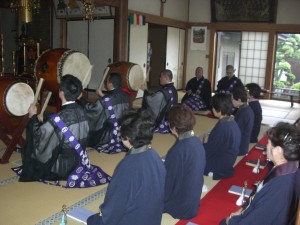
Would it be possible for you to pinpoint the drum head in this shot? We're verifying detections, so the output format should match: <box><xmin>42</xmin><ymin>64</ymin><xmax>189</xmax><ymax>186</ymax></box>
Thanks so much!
<box><xmin>58</xmin><ymin>50</ymin><xmax>92</xmax><ymax>89</ymax></box>
<box><xmin>5</xmin><ymin>82</ymin><xmax>34</xmax><ymax>116</ymax></box>
<box><xmin>128</xmin><ymin>64</ymin><xmax>145</xmax><ymax>91</ymax></box>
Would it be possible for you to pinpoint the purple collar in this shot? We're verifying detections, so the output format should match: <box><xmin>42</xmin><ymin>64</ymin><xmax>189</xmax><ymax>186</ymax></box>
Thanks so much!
<box><xmin>264</xmin><ymin>161</ymin><xmax>298</xmax><ymax>185</ymax></box>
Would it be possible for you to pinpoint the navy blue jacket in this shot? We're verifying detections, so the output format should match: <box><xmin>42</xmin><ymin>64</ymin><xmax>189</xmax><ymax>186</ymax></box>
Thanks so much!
<box><xmin>204</xmin><ymin>117</ymin><xmax>241</xmax><ymax>180</ymax></box>
<box><xmin>220</xmin><ymin>162</ymin><xmax>300</xmax><ymax>225</ymax></box>
<box><xmin>234</xmin><ymin>104</ymin><xmax>254</xmax><ymax>156</ymax></box>
<box><xmin>88</xmin><ymin>147</ymin><xmax>166</xmax><ymax>225</ymax></box>
<box><xmin>248</xmin><ymin>100</ymin><xmax>262</xmax><ymax>143</ymax></box>
<box><xmin>164</xmin><ymin>135</ymin><xmax>206</xmax><ymax>219</ymax></box>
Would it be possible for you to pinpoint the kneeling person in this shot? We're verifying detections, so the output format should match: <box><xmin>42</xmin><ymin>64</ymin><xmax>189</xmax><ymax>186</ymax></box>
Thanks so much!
<box><xmin>80</xmin><ymin>73</ymin><xmax>129</xmax><ymax>154</ymax></box>
<box><xmin>164</xmin><ymin>104</ymin><xmax>206</xmax><ymax>219</ymax></box>
<box><xmin>18</xmin><ymin>75</ymin><xmax>110</xmax><ymax>188</ymax></box>
<box><xmin>204</xmin><ymin>93</ymin><xmax>241</xmax><ymax>180</ymax></box>
<box><xmin>87</xmin><ymin>109</ymin><xmax>166</xmax><ymax>225</ymax></box>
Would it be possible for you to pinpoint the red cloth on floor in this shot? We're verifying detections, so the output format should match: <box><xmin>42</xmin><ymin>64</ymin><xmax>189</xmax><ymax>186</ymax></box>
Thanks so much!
<box><xmin>176</xmin><ymin>135</ymin><xmax>269</xmax><ymax>225</ymax></box>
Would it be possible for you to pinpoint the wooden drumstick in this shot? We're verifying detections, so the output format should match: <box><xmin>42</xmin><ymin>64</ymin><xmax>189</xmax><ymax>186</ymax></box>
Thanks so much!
<box><xmin>33</xmin><ymin>77</ymin><xmax>44</xmax><ymax>104</ymax></box>
<box><xmin>99</xmin><ymin>67</ymin><xmax>110</xmax><ymax>90</ymax></box>
<box><xmin>38</xmin><ymin>91</ymin><xmax>52</xmax><ymax>118</ymax></box>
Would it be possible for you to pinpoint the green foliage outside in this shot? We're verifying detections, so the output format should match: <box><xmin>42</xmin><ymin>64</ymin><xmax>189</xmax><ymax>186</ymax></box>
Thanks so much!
<box><xmin>291</xmin><ymin>82</ymin><xmax>300</xmax><ymax>90</ymax></box>
<box><xmin>274</xmin><ymin>34</ymin><xmax>300</xmax><ymax>89</ymax></box>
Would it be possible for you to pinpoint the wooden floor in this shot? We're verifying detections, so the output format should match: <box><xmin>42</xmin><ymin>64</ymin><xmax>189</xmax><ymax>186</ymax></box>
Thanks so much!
<box><xmin>0</xmin><ymin>92</ymin><xmax>299</xmax><ymax>225</ymax></box>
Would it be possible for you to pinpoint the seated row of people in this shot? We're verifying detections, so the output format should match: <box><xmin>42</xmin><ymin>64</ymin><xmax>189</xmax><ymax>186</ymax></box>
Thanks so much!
<box><xmin>87</xmin><ymin>104</ymin><xmax>206</xmax><ymax>224</ymax></box>
<box><xmin>182</xmin><ymin>65</ymin><xmax>262</xmax><ymax>144</ymax></box>
<box><xmin>17</xmin><ymin>70</ymin><xmax>178</xmax><ymax>183</ymax></box>
<box><xmin>17</xmin><ymin>69</ymin><xmax>255</xmax><ymax>185</ymax></box>
<box><xmin>87</xmin><ymin>105</ymin><xmax>300</xmax><ymax>225</ymax></box>
<box><xmin>16</xmin><ymin>71</ymin><xmax>299</xmax><ymax>224</ymax></box>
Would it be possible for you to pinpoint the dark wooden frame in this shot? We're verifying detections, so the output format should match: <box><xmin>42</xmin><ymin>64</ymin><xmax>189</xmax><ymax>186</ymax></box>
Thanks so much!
<box><xmin>211</xmin><ymin>0</ymin><xmax>277</xmax><ymax>23</ymax></box>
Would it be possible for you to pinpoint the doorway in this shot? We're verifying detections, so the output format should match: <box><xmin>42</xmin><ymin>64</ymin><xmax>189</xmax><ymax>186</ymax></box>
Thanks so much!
<box><xmin>215</xmin><ymin>31</ymin><xmax>241</xmax><ymax>90</ymax></box>
<box><xmin>147</xmin><ymin>24</ymin><xmax>167</xmax><ymax>89</ymax></box>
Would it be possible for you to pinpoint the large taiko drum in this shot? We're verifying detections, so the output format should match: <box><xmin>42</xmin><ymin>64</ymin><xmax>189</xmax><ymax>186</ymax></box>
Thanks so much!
<box><xmin>103</xmin><ymin>62</ymin><xmax>145</xmax><ymax>92</ymax></box>
<box><xmin>34</xmin><ymin>48</ymin><xmax>92</xmax><ymax>93</ymax></box>
<box><xmin>0</xmin><ymin>76</ymin><xmax>34</xmax><ymax>116</ymax></box>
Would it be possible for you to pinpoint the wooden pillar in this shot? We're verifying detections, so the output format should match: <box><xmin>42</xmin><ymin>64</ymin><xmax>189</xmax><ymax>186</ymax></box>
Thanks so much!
<box><xmin>182</xmin><ymin>28</ymin><xmax>189</xmax><ymax>89</ymax></box>
<box><xmin>208</xmin><ymin>27</ymin><xmax>217</xmax><ymax>90</ymax></box>
<box><xmin>264</xmin><ymin>31</ymin><xmax>276</xmax><ymax>99</ymax></box>
<box><xmin>114</xmin><ymin>0</ymin><xmax>128</xmax><ymax>62</ymax></box>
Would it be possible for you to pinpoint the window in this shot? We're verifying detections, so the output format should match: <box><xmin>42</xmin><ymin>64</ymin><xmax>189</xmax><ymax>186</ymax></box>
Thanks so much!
<box><xmin>239</xmin><ymin>32</ymin><xmax>269</xmax><ymax>87</ymax></box>
<box><xmin>272</xmin><ymin>33</ymin><xmax>300</xmax><ymax>101</ymax></box>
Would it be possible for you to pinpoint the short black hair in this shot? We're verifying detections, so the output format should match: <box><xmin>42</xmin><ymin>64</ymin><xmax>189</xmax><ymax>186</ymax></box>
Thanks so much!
<box><xmin>246</xmin><ymin>83</ymin><xmax>261</xmax><ymax>99</ymax></box>
<box><xmin>231</xmin><ymin>86</ymin><xmax>248</xmax><ymax>102</ymax></box>
<box><xmin>108</xmin><ymin>73</ymin><xmax>122</xmax><ymax>88</ymax></box>
<box><xmin>60</xmin><ymin>74</ymin><xmax>82</xmax><ymax>101</ymax></box>
<box><xmin>161</xmin><ymin>69</ymin><xmax>173</xmax><ymax>81</ymax></box>
<box><xmin>120</xmin><ymin>108</ymin><xmax>155</xmax><ymax>148</ymax></box>
<box><xmin>211</xmin><ymin>93</ymin><xmax>232</xmax><ymax>116</ymax></box>
<box><xmin>267</xmin><ymin>122</ymin><xmax>300</xmax><ymax>161</ymax></box>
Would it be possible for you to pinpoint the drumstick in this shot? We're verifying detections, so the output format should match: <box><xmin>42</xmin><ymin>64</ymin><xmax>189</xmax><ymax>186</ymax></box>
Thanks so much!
<box><xmin>38</xmin><ymin>91</ymin><xmax>52</xmax><ymax>118</ymax></box>
<box><xmin>33</xmin><ymin>78</ymin><xmax>44</xmax><ymax>104</ymax></box>
<box><xmin>99</xmin><ymin>67</ymin><xmax>110</xmax><ymax>90</ymax></box>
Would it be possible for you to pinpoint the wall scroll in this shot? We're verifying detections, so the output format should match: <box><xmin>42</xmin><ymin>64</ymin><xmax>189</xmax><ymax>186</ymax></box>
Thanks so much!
<box><xmin>190</xmin><ymin>26</ymin><xmax>207</xmax><ymax>51</ymax></box>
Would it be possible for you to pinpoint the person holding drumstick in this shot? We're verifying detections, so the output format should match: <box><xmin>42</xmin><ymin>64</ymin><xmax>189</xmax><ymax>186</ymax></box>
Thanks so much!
<box><xmin>79</xmin><ymin>72</ymin><xmax>129</xmax><ymax>154</ymax></box>
<box><xmin>140</xmin><ymin>69</ymin><xmax>178</xmax><ymax>134</ymax></box>
<box><xmin>18</xmin><ymin>75</ymin><xmax>110</xmax><ymax>187</ymax></box>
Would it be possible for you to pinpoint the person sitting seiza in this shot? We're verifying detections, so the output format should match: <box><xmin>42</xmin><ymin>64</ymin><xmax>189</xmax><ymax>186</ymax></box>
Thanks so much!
<box><xmin>87</xmin><ymin>109</ymin><xmax>166</xmax><ymax>225</ymax></box>
<box><xmin>140</xmin><ymin>69</ymin><xmax>178</xmax><ymax>134</ymax></box>
<box><xmin>79</xmin><ymin>73</ymin><xmax>129</xmax><ymax>154</ymax></box>
<box><xmin>203</xmin><ymin>93</ymin><xmax>241</xmax><ymax>180</ymax></box>
<box><xmin>182</xmin><ymin>67</ymin><xmax>212</xmax><ymax>111</ymax></box>
<box><xmin>216</xmin><ymin>65</ymin><xmax>244</xmax><ymax>94</ymax></box>
<box><xmin>220</xmin><ymin>122</ymin><xmax>300</xmax><ymax>225</ymax></box>
<box><xmin>15</xmin><ymin>75</ymin><xmax>110</xmax><ymax>188</ymax></box>
<box><xmin>231</xmin><ymin>86</ymin><xmax>254</xmax><ymax>156</ymax></box>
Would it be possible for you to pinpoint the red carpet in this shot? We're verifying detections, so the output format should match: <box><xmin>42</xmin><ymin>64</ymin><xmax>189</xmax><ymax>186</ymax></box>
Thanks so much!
<box><xmin>176</xmin><ymin>135</ymin><xmax>269</xmax><ymax>225</ymax></box>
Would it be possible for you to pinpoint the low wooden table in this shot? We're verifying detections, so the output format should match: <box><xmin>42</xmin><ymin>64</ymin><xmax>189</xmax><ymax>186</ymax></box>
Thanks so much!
<box><xmin>262</xmin><ymin>89</ymin><xmax>299</xmax><ymax>107</ymax></box>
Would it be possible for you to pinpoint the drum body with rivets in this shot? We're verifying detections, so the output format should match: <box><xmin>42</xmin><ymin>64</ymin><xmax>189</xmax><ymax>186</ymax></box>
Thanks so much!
<box><xmin>34</xmin><ymin>48</ymin><xmax>92</xmax><ymax>92</ymax></box>
<box><xmin>103</xmin><ymin>61</ymin><xmax>145</xmax><ymax>92</ymax></box>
